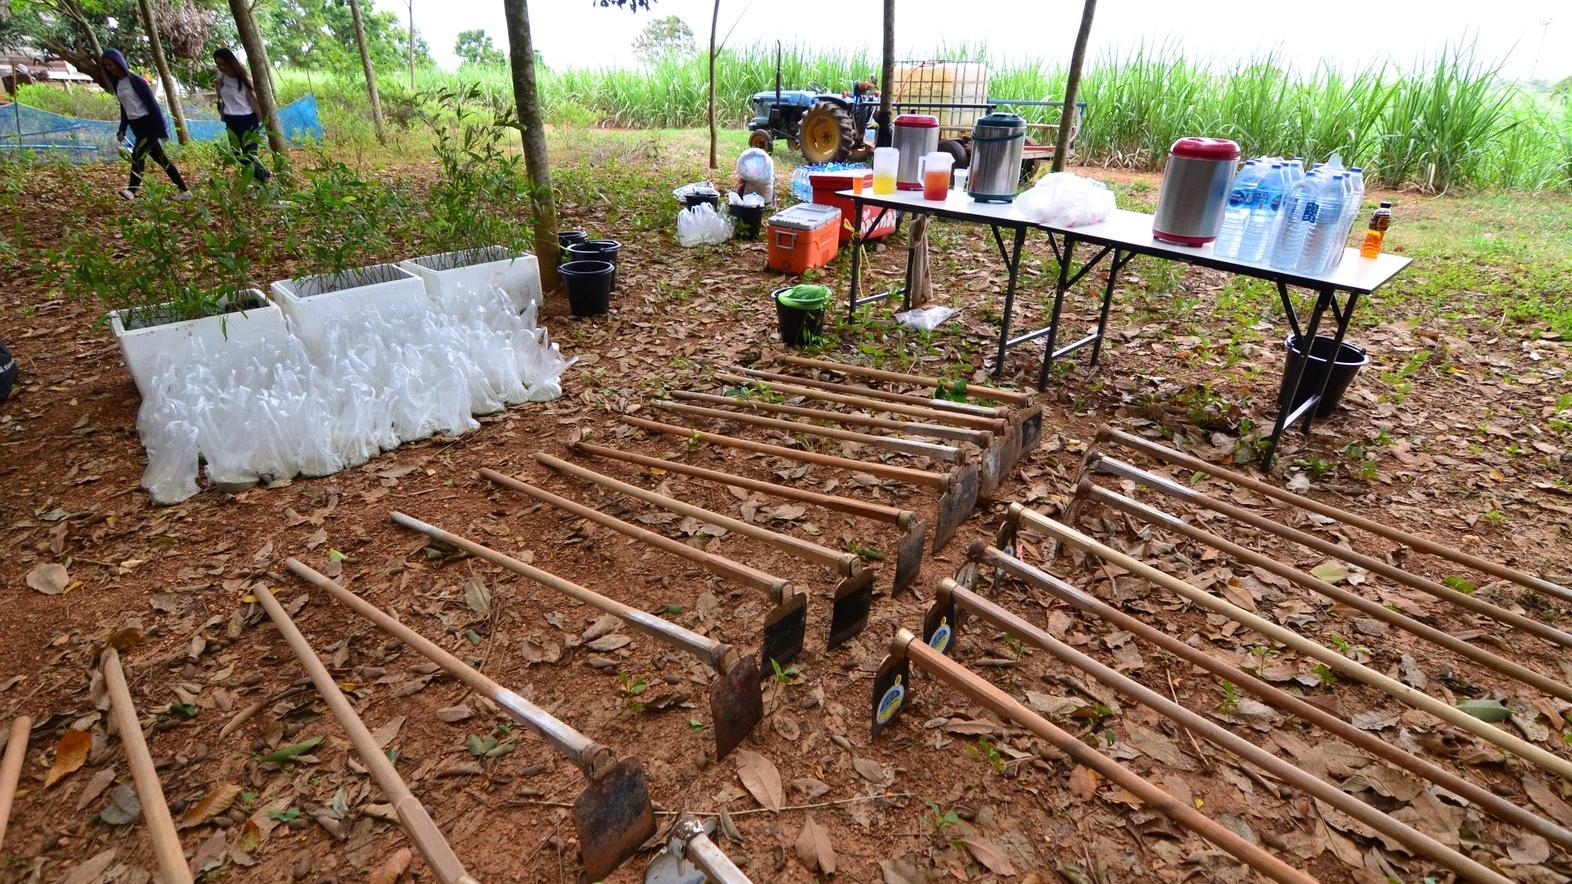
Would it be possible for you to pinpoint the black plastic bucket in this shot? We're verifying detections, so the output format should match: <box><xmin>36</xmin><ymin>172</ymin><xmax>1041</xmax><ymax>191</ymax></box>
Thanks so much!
<box><xmin>774</xmin><ymin>287</ymin><xmax>824</xmax><ymax>347</ymax></box>
<box><xmin>567</xmin><ymin>240</ymin><xmax>622</xmax><ymax>289</ymax></box>
<box><xmin>0</xmin><ymin>340</ymin><xmax>16</xmax><ymax>402</ymax></box>
<box><xmin>561</xmin><ymin>260</ymin><xmax>615</xmax><ymax>316</ymax></box>
<box><xmin>558</xmin><ymin>229</ymin><xmax>588</xmax><ymax>260</ymax></box>
<box><xmin>730</xmin><ymin>204</ymin><xmax>766</xmax><ymax>240</ymax></box>
<box><xmin>679</xmin><ymin>192</ymin><xmax>719</xmax><ymax>210</ymax></box>
<box><xmin>1277</xmin><ymin>334</ymin><xmax>1370</xmax><ymax>418</ymax></box>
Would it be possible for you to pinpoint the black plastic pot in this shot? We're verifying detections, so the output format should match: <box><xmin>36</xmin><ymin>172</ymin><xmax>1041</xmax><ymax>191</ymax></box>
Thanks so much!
<box><xmin>774</xmin><ymin>287</ymin><xmax>824</xmax><ymax>347</ymax></box>
<box><xmin>1277</xmin><ymin>334</ymin><xmax>1370</xmax><ymax>418</ymax></box>
<box><xmin>558</xmin><ymin>229</ymin><xmax>588</xmax><ymax>260</ymax></box>
<box><xmin>561</xmin><ymin>260</ymin><xmax>615</xmax><ymax>317</ymax></box>
<box><xmin>566</xmin><ymin>239</ymin><xmax>622</xmax><ymax>289</ymax></box>
<box><xmin>679</xmin><ymin>192</ymin><xmax>720</xmax><ymax>210</ymax></box>
<box><xmin>730</xmin><ymin>204</ymin><xmax>766</xmax><ymax>240</ymax></box>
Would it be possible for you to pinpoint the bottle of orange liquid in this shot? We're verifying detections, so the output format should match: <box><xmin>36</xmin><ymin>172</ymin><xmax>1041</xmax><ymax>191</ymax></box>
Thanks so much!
<box><xmin>1359</xmin><ymin>202</ymin><xmax>1392</xmax><ymax>258</ymax></box>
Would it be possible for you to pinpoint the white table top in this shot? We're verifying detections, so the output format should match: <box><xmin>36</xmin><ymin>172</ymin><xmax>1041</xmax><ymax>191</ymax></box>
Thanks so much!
<box><xmin>839</xmin><ymin>190</ymin><xmax>1412</xmax><ymax>295</ymax></box>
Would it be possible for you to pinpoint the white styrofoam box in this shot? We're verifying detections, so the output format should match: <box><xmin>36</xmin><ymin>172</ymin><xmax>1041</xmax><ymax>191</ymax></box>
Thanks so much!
<box><xmin>109</xmin><ymin>289</ymin><xmax>290</xmax><ymax>399</ymax></box>
<box><xmin>399</xmin><ymin>246</ymin><xmax>542</xmax><ymax>313</ymax></box>
<box><xmin>270</xmin><ymin>263</ymin><xmax>426</xmax><ymax>356</ymax></box>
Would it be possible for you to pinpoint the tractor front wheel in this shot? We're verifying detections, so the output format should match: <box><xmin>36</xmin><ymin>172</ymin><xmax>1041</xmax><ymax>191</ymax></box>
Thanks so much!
<box><xmin>749</xmin><ymin>130</ymin><xmax>774</xmax><ymax>153</ymax></box>
<box><xmin>798</xmin><ymin>101</ymin><xmax>858</xmax><ymax>164</ymax></box>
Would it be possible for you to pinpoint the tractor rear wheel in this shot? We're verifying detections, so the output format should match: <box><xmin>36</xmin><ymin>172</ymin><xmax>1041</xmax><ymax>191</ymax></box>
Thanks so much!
<box><xmin>798</xmin><ymin>100</ymin><xmax>858</xmax><ymax>164</ymax></box>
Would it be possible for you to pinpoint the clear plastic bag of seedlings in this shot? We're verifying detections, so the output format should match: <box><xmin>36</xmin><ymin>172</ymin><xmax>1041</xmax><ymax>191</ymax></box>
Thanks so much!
<box><xmin>677</xmin><ymin>203</ymin><xmax>733</xmax><ymax>247</ymax></box>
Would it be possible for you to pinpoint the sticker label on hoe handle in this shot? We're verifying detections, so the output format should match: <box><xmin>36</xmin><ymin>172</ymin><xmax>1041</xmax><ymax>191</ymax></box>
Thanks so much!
<box><xmin>875</xmin><ymin>676</ymin><xmax>906</xmax><ymax>724</ymax></box>
<box><xmin>869</xmin><ymin>653</ymin><xmax>912</xmax><ymax>739</ymax></box>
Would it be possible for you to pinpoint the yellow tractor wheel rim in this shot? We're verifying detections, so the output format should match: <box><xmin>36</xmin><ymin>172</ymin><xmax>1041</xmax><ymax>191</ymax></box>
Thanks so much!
<box><xmin>805</xmin><ymin>115</ymin><xmax>838</xmax><ymax>156</ymax></box>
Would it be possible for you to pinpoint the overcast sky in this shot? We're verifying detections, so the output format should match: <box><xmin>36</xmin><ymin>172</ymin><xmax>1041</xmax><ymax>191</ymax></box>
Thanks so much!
<box><xmin>372</xmin><ymin>0</ymin><xmax>1568</xmax><ymax>83</ymax></box>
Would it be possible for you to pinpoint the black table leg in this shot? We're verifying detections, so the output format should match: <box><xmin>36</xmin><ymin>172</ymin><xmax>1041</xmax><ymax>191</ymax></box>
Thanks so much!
<box><xmin>1262</xmin><ymin>286</ymin><xmax>1333</xmax><ymax>471</ymax></box>
<box><xmin>1036</xmin><ymin>234</ymin><xmax>1077</xmax><ymax>390</ymax></box>
<box><xmin>847</xmin><ymin>195</ymin><xmax>865</xmax><ymax>319</ymax></box>
<box><xmin>1089</xmin><ymin>249</ymin><xmax>1127</xmax><ymax>367</ymax></box>
<box><xmin>1300</xmin><ymin>290</ymin><xmax>1361</xmax><ymax>437</ymax></box>
<box><xmin>990</xmin><ymin>225</ymin><xmax>1028</xmax><ymax>378</ymax></box>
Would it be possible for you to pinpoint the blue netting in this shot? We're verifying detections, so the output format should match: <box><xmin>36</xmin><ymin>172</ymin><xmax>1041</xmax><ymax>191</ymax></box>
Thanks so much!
<box><xmin>0</xmin><ymin>93</ymin><xmax>323</xmax><ymax>162</ymax></box>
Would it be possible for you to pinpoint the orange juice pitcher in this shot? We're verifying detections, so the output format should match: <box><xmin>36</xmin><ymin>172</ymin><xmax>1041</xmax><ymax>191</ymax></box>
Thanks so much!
<box><xmin>920</xmin><ymin>151</ymin><xmax>954</xmax><ymax>200</ymax></box>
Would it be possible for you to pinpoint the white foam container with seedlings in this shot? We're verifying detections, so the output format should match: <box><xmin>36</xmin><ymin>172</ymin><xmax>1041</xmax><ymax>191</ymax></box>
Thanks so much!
<box><xmin>109</xmin><ymin>289</ymin><xmax>291</xmax><ymax>399</ymax></box>
<box><xmin>137</xmin><ymin>284</ymin><xmax>575</xmax><ymax>505</ymax></box>
<box><xmin>399</xmin><ymin>246</ymin><xmax>542</xmax><ymax>313</ymax></box>
<box><xmin>269</xmin><ymin>263</ymin><xmax>427</xmax><ymax>356</ymax></box>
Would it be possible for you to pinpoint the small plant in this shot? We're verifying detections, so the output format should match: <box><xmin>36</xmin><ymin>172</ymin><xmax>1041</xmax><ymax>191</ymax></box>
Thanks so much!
<box><xmin>415</xmin><ymin>83</ymin><xmax>527</xmax><ymax>262</ymax></box>
<box><xmin>1293</xmin><ymin>456</ymin><xmax>1334</xmax><ymax>479</ymax></box>
<box><xmin>934</xmin><ymin>378</ymin><xmax>969</xmax><ymax>403</ymax></box>
<box><xmin>280</xmin><ymin>153</ymin><xmax>401</xmax><ymax>288</ymax></box>
<box><xmin>1001</xmin><ymin>634</ymin><xmax>1029</xmax><ymax>659</ymax></box>
<box><xmin>845</xmin><ymin>540</ymin><xmax>887</xmax><ymax>562</ymax></box>
<box><xmin>1328</xmin><ymin>633</ymin><xmax>1370</xmax><ymax>659</ymax></box>
<box><xmin>1216</xmin><ymin>680</ymin><xmax>1241</xmax><ymax>715</ymax></box>
<box><xmin>768</xmin><ymin>658</ymin><xmax>800</xmax><ymax>685</ymax></box>
<box><xmin>266</xmin><ymin>806</ymin><xmax>301</xmax><ymax>823</ymax></box>
<box><xmin>1442</xmin><ymin>575</ymin><xmax>1477</xmax><ymax>594</ymax></box>
<box><xmin>924</xmin><ymin>800</ymin><xmax>969</xmax><ymax>849</ymax></box>
<box><xmin>1482</xmin><ymin>509</ymin><xmax>1509</xmax><ymax>528</ymax></box>
<box><xmin>964</xmin><ymin>737</ymin><xmax>1005</xmax><ymax>773</ymax></box>
<box><xmin>466</xmin><ymin>722</ymin><xmax>518</xmax><ymax>758</ymax></box>
<box><xmin>1310</xmin><ymin>663</ymin><xmax>1339</xmax><ymax>688</ymax></box>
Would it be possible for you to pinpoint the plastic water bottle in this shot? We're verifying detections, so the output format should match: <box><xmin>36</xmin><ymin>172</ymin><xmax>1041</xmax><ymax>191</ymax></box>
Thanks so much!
<box><xmin>1268</xmin><ymin>170</ymin><xmax>1321</xmax><ymax>270</ymax></box>
<box><xmin>1297</xmin><ymin>173</ymin><xmax>1346</xmax><ymax>274</ymax></box>
<box><xmin>1238</xmin><ymin>163</ymin><xmax>1288</xmax><ymax>263</ymax></box>
<box><xmin>1285</xmin><ymin>158</ymin><xmax>1305</xmax><ymax>186</ymax></box>
<box><xmin>1212</xmin><ymin>160</ymin><xmax>1262</xmax><ymax>258</ymax></box>
<box><xmin>1327</xmin><ymin>167</ymin><xmax>1364</xmax><ymax>269</ymax></box>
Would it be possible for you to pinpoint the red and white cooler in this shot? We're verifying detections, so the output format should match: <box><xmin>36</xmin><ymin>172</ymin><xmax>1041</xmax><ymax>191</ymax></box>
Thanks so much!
<box><xmin>1152</xmin><ymin>137</ymin><xmax>1240</xmax><ymax>246</ymax></box>
<box><xmin>809</xmin><ymin>169</ymin><xmax>899</xmax><ymax>246</ymax></box>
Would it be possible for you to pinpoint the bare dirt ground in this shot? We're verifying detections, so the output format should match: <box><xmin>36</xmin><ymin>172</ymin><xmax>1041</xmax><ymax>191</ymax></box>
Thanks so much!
<box><xmin>2</xmin><ymin>141</ymin><xmax>1571</xmax><ymax>884</ymax></box>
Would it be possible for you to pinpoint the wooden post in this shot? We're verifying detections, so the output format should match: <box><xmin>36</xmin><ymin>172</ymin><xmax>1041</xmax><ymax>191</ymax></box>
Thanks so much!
<box><xmin>136</xmin><ymin>0</ymin><xmax>189</xmax><ymax>145</ymax></box>
<box><xmin>876</xmin><ymin>0</ymin><xmax>894</xmax><ymax>147</ymax></box>
<box><xmin>347</xmin><ymin>0</ymin><xmax>387</xmax><ymax>143</ymax></box>
<box><xmin>707</xmin><ymin>0</ymin><xmax>720</xmax><ymax>170</ymax></box>
<box><xmin>502</xmin><ymin>0</ymin><xmax>560</xmax><ymax>295</ymax></box>
<box><xmin>1052</xmin><ymin>0</ymin><xmax>1095</xmax><ymax>173</ymax></box>
<box><xmin>228</xmin><ymin>0</ymin><xmax>288</xmax><ymax>155</ymax></box>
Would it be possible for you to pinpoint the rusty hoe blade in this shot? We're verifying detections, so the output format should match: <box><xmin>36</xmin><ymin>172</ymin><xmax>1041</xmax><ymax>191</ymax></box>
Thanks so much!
<box><xmin>932</xmin><ymin>463</ymin><xmax>980</xmax><ymax>552</ymax></box>
<box><xmin>828</xmin><ymin>569</ymin><xmax>875</xmax><ymax>649</ymax></box>
<box><xmin>1017</xmin><ymin>403</ymin><xmax>1044</xmax><ymax>453</ymax></box>
<box><xmin>893</xmin><ymin>515</ymin><xmax>925</xmax><ymax>594</ymax></box>
<box><xmin>869</xmin><ymin>631</ymin><xmax>915</xmax><ymax>740</ymax></box>
<box><xmin>761</xmin><ymin>591</ymin><xmax>808</xmax><ymax>669</ymax></box>
<box><xmin>977</xmin><ymin>432</ymin><xmax>1010</xmax><ymax>501</ymax></box>
<box><xmin>574</xmin><ymin>756</ymin><xmax>657</xmax><ymax>882</ymax></box>
<box><xmin>710</xmin><ymin>650</ymin><xmax>764</xmax><ymax>761</ymax></box>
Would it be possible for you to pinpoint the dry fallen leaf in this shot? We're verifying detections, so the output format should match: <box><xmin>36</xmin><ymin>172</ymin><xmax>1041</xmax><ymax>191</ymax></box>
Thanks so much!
<box><xmin>1068</xmin><ymin>765</ymin><xmax>1099</xmax><ymax>800</ymax></box>
<box><xmin>851</xmin><ymin>756</ymin><xmax>886</xmax><ymax>783</ymax></box>
<box><xmin>27</xmin><ymin>562</ymin><xmax>71</xmax><ymax>595</ymax></box>
<box><xmin>794</xmin><ymin>814</ymin><xmax>836</xmax><ymax>874</ymax></box>
<box><xmin>962</xmin><ymin>836</ymin><xmax>1019</xmax><ymax>876</ymax></box>
<box><xmin>60</xmin><ymin>848</ymin><xmax>116</xmax><ymax>884</ymax></box>
<box><xmin>44</xmin><ymin>729</ymin><xmax>91</xmax><ymax>787</ymax></box>
<box><xmin>178</xmin><ymin>783</ymin><xmax>242</xmax><ymax>829</ymax></box>
<box><xmin>76</xmin><ymin>767</ymin><xmax>116</xmax><ymax>810</ymax></box>
<box><xmin>368</xmin><ymin>847</ymin><xmax>413</xmax><ymax>884</ymax></box>
<box><xmin>734</xmin><ymin>749</ymin><xmax>783</xmax><ymax>812</ymax></box>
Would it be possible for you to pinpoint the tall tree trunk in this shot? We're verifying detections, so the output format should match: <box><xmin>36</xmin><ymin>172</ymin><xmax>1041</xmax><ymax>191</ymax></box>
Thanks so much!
<box><xmin>876</xmin><ymin>0</ymin><xmax>894</xmax><ymax>147</ymax></box>
<box><xmin>1052</xmin><ymin>0</ymin><xmax>1095</xmax><ymax>173</ymax></box>
<box><xmin>346</xmin><ymin>0</ymin><xmax>386</xmax><ymax>143</ymax></box>
<box><xmin>136</xmin><ymin>0</ymin><xmax>189</xmax><ymax>144</ymax></box>
<box><xmin>502</xmin><ymin>0</ymin><xmax>559</xmax><ymax>295</ymax></box>
<box><xmin>707</xmin><ymin>0</ymin><xmax>718</xmax><ymax>170</ymax></box>
<box><xmin>406</xmin><ymin>0</ymin><xmax>415</xmax><ymax>91</ymax></box>
<box><xmin>228</xmin><ymin>0</ymin><xmax>287</xmax><ymax>155</ymax></box>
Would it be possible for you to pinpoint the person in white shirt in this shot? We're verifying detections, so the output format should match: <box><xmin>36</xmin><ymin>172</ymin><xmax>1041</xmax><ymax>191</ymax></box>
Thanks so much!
<box><xmin>100</xmin><ymin>49</ymin><xmax>190</xmax><ymax>200</ymax></box>
<box><xmin>213</xmin><ymin>47</ymin><xmax>271</xmax><ymax>184</ymax></box>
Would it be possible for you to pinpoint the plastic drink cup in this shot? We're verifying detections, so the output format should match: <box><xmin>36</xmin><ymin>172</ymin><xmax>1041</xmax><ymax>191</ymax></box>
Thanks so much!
<box><xmin>872</xmin><ymin>147</ymin><xmax>899</xmax><ymax>195</ymax></box>
<box><xmin>919</xmin><ymin>152</ymin><xmax>953</xmax><ymax>200</ymax></box>
<box><xmin>852</xmin><ymin>174</ymin><xmax>864</xmax><ymax>194</ymax></box>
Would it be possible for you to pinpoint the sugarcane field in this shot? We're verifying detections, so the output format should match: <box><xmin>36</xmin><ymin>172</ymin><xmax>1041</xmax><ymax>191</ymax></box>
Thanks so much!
<box><xmin>1</xmin><ymin>1</ymin><xmax>1571</xmax><ymax>882</ymax></box>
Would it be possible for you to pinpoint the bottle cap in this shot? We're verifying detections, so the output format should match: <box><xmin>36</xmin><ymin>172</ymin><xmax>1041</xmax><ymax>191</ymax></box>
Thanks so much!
<box><xmin>1350</xmin><ymin>166</ymin><xmax>1363</xmax><ymax>172</ymax></box>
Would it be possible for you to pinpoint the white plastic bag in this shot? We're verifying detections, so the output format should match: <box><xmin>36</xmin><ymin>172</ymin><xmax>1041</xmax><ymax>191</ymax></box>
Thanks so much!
<box><xmin>895</xmin><ymin>305</ymin><xmax>957</xmax><ymax>332</ymax></box>
<box><xmin>676</xmin><ymin>203</ymin><xmax>733</xmax><ymax>247</ymax></box>
<box><xmin>735</xmin><ymin>148</ymin><xmax>774</xmax><ymax>186</ymax></box>
<box><xmin>1014</xmin><ymin>172</ymin><xmax>1116</xmax><ymax>228</ymax></box>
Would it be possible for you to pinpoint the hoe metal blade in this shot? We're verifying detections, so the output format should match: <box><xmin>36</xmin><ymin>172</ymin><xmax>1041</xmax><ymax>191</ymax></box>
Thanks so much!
<box><xmin>869</xmin><ymin>652</ymin><xmax>912</xmax><ymax>740</ymax></box>
<box><xmin>761</xmin><ymin>592</ymin><xmax>808</xmax><ymax>669</ymax></box>
<box><xmin>828</xmin><ymin>570</ymin><xmax>876</xmax><ymax>649</ymax></box>
<box><xmin>710</xmin><ymin>654</ymin><xmax>764</xmax><ymax>761</ymax></box>
<box><xmin>932</xmin><ymin>463</ymin><xmax>981</xmax><ymax>552</ymax></box>
<box><xmin>893</xmin><ymin>518</ymin><xmax>926</xmax><ymax>594</ymax></box>
<box><xmin>977</xmin><ymin>433</ymin><xmax>1012</xmax><ymax>501</ymax></box>
<box><xmin>574</xmin><ymin>756</ymin><xmax>657</xmax><ymax>882</ymax></box>
<box><xmin>1017</xmin><ymin>403</ymin><xmax>1044</xmax><ymax>454</ymax></box>
<box><xmin>922</xmin><ymin>596</ymin><xmax>962</xmax><ymax>656</ymax></box>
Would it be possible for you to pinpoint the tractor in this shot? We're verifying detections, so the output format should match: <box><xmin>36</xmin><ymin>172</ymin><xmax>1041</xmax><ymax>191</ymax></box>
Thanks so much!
<box><xmin>747</xmin><ymin>79</ymin><xmax>879</xmax><ymax>164</ymax></box>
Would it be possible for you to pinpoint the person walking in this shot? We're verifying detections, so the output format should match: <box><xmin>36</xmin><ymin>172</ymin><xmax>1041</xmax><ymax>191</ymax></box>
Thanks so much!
<box><xmin>213</xmin><ymin>47</ymin><xmax>271</xmax><ymax>184</ymax></box>
<box><xmin>101</xmin><ymin>49</ymin><xmax>190</xmax><ymax>201</ymax></box>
